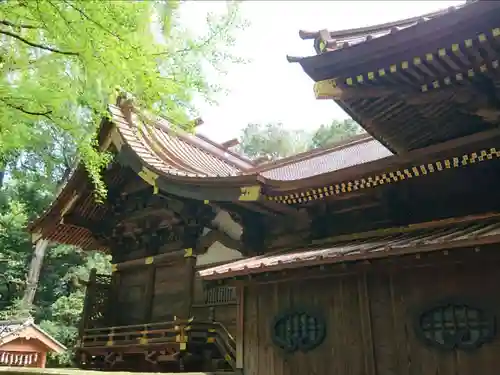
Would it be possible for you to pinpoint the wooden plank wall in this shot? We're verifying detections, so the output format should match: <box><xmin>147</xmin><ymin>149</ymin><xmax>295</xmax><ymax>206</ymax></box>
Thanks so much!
<box><xmin>192</xmin><ymin>277</ymin><xmax>238</xmax><ymax>337</ymax></box>
<box><xmin>243</xmin><ymin>260</ymin><xmax>500</xmax><ymax>375</ymax></box>
<box><xmin>114</xmin><ymin>259</ymin><xmax>189</xmax><ymax>325</ymax></box>
<box><xmin>151</xmin><ymin>260</ymin><xmax>187</xmax><ymax>321</ymax></box>
<box><xmin>116</xmin><ymin>271</ymin><xmax>147</xmax><ymax>325</ymax></box>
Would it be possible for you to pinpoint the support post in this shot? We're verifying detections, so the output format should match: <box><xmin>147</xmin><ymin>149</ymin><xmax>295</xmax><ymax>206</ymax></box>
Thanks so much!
<box><xmin>79</xmin><ymin>268</ymin><xmax>97</xmax><ymax>339</ymax></box>
<box><xmin>108</xmin><ymin>270</ymin><xmax>121</xmax><ymax>326</ymax></box>
<box><xmin>183</xmin><ymin>248</ymin><xmax>197</xmax><ymax>318</ymax></box>
<box><xmin>143</xmin><ymin>266</ymin><xmax>156</xmax><ymax>323</ymax></box>
<box><xmin>22</xmin><ymin>238</ymin><xmax>50</xmax><ymax>310</ymax></box>
<box><xmin>236</xmin><ymin>286</ymin><xmax>244</xmax><ymax>369</ymax></box>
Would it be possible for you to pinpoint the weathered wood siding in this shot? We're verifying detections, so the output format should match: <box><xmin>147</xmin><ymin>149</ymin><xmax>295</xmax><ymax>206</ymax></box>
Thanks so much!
<box><xmin>116</xmin><ymin>271</ymin><xmax>147</xmax><ymax>325</ymax></box>
<box><xmin>151</xmin><ymin>260</ymin><xmax>187</xmax><ymax>321</ymax></box>
<box><xmin>192</xmin><ymin>277</ymin><xmax>238</xmax><ymax>337</ymax></box>
<box><xmin>243</xmin><ymin>260</ymin><xmax>500</xmax><ymax>375</ymax></box>
<box><xmin>114</xmin><ymin>259</ymin><xmax>187</xmax><ymax>325</ymax></box>
<box><xmin>110</xmin><ymin>242</ymin><xmax>242</xmax><ymax>328</ymax></box>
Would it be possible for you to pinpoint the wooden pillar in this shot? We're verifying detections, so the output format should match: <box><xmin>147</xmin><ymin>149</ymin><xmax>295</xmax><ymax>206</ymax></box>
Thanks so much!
<box><xmin>236</xmin><ymin>286</ymin><xmax>244</xmax><ymax>369</ymax></box>
<box><xmin>39</xmin><ymin>352</ymin><xmax>47</xmax><ymax>368</ymax></box>
<box><xmin>108</xmin><ymin>271</ymin><xmax>121</xmax><ymax>326</ymax></box>
<box><xmin>183</xmin><ymin>248</ymin><xmax>197</xmax><ymax>318</ymax></box>
<box><xmin>143</xmin><ymin>266</ymin><xmax>156</xmax><ymax>323</ymax></box>
<box><xmin>79</xmin><ymin>268</ymin><xmax>97</xmax><ymax>337</ymax></box>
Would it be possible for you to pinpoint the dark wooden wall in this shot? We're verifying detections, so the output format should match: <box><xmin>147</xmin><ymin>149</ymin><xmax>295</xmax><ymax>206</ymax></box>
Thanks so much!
<box><xmin>192</xmin><ymin>277</ymin><xmax>238</xmax><ymax>337</ymax></box>
<box><xmin>243</xmin><ymin>255</ymin><xmax>500</xmax><ymax>375</ymax></box>
<box><xmin>151</xmin><ymin>261</ymin><xmax>187</xmax><ymax>322</ymax></box>
<box><xmin>112</xmin><ymin>265</ymin><xmax>238</xmax><ymax>330</ymax></box>
<box><xmin>114</xmin><ymin>259</ymin><xmax>189</xmax><ymax>325</ymax></box>
<box><xmin>116</xmin><ymin>271</ymin><xmax>147</xmax><ymax>325</ymax></box>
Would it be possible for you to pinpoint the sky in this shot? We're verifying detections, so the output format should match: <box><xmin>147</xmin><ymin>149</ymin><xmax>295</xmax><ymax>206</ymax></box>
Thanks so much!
<box><xmin>181</xmin><ymin>1</ymin><xmax>464</xmax><ymax>143</ymax></box>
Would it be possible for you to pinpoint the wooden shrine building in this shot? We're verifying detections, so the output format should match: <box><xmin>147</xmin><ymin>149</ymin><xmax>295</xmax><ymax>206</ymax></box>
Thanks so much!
<box><xmin>29</xmin><ymin>2</ymin><xmax>500</xmax><ymax>374</ymax></box>
<box><xmin>0</xmin><ymin>318</ymin><xmax>66</xmax><ymax>368</ymax></box>
<box><xmin>201</xmin><ymin>2</ymin><xmax>500</xmax><ymax>375</ymax></box>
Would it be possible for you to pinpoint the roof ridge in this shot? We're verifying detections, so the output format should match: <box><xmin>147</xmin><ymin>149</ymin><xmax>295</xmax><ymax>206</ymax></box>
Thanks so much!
<box><xmin>250</xmin><ymin>133</ymin><xmax>374</xmax><ymax>174</ymax></box>
<box><xmin>195</xmin><ymin>132</ymin><xmax>255</xmax><ymax>166</ymax></box>
<box><xmin>298</xmin><ymin>2</ymin><xmax>468</xmax><ymax>41</ymax></box>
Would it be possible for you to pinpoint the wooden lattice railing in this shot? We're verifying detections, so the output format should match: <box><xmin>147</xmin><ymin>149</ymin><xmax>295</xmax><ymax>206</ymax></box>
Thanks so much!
<box><xmin>81</xmin><ymin>270</ymin><xmax>112</xmax><ymax>331</ymax></box>
<box><xmin>77</xmin><ymin>319</ymin><xmax>237</xmax><ymax>371</ymax></box>
<box><xmin>80</xmin><ymin>319</ymin><xmax>189</xmax><ymax>349</ymax></box>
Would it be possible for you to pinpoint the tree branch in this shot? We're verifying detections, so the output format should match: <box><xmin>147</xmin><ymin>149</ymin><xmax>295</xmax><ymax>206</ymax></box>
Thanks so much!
<box><xmin>0</xmin><ymin>29</ymin><xmax>79</xmax><ymax>56</ymax></box>
<box><xmin>62</xmin><ymin>0</ymin><xmax>122</xmax><ymax>41</ymax></box>
<box><xmin>1</xmin><ymin>99</ymin><xmax>53</xmax><ymax>121</ymax></box>
<box><xmin>0</xmin><ymin>20</ymin><xmax>39</xmax><ymax>29</ymax></box>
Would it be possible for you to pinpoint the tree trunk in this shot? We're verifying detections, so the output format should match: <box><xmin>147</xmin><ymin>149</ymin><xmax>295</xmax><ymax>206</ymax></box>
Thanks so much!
<box><xmin>21</xmin><ymin>164</ymin><xmax>74</xmax><ymax>309</ymax></box>
<box><xmin>22</xmin><ymin>239</ymin><xmax>49</xmax><ymax>309</ymax></box>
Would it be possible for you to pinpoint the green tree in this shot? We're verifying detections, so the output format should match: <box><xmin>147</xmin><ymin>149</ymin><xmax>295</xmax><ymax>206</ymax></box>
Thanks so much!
<box><xmin>238</xmin><ymin>119</ymin><xmax>364</xmax><ymax>162</ymax></box>
<box><xmin>237</xmin><ymin>122</ymin><xmax>311</xmax><ymax>161</ymax></box>
<box><xmin>0</xmin><ymin>0</ymin><xmax>246</xmax><ymax>196</ymax></box>
<box><xmin>0</xmin><ymin>153</ymin><xmax>112</xmax><ymax>366</ymax></box>
<box><xmin>310</xmin><ymin>119</ymin><xmax>363</xmax><ymax>149</ymax></box>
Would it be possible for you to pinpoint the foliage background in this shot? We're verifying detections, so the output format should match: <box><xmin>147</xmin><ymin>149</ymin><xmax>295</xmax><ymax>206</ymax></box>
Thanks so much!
<box><xmin>0</xmin><ymin>0</ymin><xmax>362</xmax><ymax>367</ymax></box>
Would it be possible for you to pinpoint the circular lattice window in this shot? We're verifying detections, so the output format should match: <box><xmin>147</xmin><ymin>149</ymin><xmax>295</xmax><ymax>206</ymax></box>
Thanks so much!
<box><xmin>271</xmin><ymin>309</ymin><xmax>326</xmax><ymax>353</ymax></box>
<box><xmin>414</xmin><ymin>299</ymin><xmax>496</xmax><ymax>350</ymax></box>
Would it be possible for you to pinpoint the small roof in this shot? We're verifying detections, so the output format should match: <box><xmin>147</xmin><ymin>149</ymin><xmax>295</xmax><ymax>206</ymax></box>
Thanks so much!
<box><xmin>291</xmin><ymin>1</ymin><xmax>500</xmax><ymax>154</ymax></box>
<box><xmin>199</xmin><ymin>214</ymin><xmax>500</xmax><ymax>280</ymax></box>
<box><xmin>255</xmin><ymin>135</ymin><xmax>392</xmax><ymax>181</ymax></box>
<box><xmin>0</xmin><ymin>318</ymin><xmax>66</xmax><ymax>353</ymax></box>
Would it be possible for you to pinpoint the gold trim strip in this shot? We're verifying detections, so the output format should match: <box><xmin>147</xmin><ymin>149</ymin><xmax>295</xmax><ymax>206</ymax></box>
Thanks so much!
<box><xmin>138</xmin><ymin>166</ymin><xmax>159</xmax><ymax>194</ymax></box>
<box><xmin>266</xmin><ymin>147</ymin><xmax>499</xmax><ymax>205</ymax></box>
<box><xmin>315</xmin><ymin>27</ymin><xmax>500</xmax><ymax>91</ymax></box>
<box><xmin>239</xmin><ymin>185</ymin><xmax>261</xmax><ymax>201</ymax></box>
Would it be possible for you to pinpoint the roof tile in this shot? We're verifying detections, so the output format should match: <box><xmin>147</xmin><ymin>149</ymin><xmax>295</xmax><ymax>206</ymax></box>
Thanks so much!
<box><xmin>109</xmin><ymin>105</ymin><xmax>246</xmax><ymax>178</ymax></box>
<box><xmin>199</xmin><ymin>217</ymin><xmax>500</xmax><ymax>279</ymax></box>
<box><xmin>260</xmin><ymin>138</ymin><xmax>392</xmax><ymax>181</ymax></box>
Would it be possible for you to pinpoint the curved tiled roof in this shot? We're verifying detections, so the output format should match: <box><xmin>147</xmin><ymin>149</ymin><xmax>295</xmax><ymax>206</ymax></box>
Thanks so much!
<box><xmin>109</xmin><ymin>104</ymin><xmax>252</xmax><ymax>178</ymax></box>
<box><xmin>110</xmin><ymin>103</ymin><xmax>392</xmax><ymax>183</ymax></box>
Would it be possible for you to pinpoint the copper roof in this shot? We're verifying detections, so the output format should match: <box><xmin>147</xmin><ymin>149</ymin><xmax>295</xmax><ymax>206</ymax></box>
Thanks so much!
<box><xmin>199</xmin><ymin>215</ymin><xmax>500</xmax><ymax>280</ymax></box>
<box><xmin>111</xmin><ymin>102</ymin><xmax>392</xmax><ymax>183</ymax></box>
<box><xmin>109</xmin><ymin>105</ymin><xmax>253</xmax><ymax>177</ymax></box>
<box><xmin>258</xmin><ymin>136</ymin><xmax>392</xmax><ymax>181</ymax></box>
<box><xmin>29</xmin><ymin>101</ymin><xmax>397</xmax><ymax>248</ymax></box>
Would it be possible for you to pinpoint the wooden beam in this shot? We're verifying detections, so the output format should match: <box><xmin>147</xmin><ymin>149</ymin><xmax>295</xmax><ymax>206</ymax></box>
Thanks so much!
<box><xmin>112</xmin><ymin>249</ymin><xmax>185</xmax><ymax>272</ymax></box>
<box><xmin>195</xmin><ymin>229</ymin><xmax>242</xmax><ymax>254</ymax></box>
<box><xmin>314</xmin><ymin>80</ymin><xmax>397</xmax><ymax>100</ymax></box>
<box><xmin>221</xmin><ymin>138</ymin><xmax>239</xmax><ymax>149</ymax></box>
